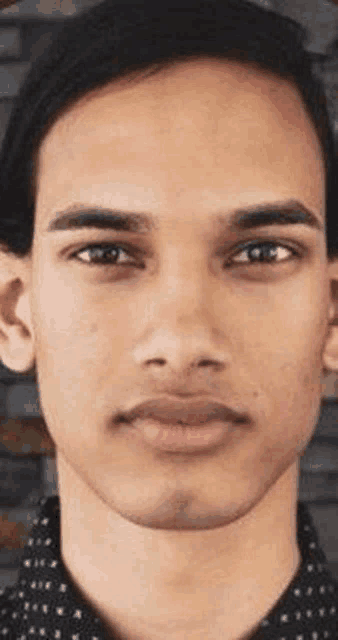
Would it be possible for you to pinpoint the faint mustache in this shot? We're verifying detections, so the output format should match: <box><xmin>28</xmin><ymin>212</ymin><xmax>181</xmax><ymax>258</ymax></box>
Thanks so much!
<box><xmin>117</xmin><ymin>397</ymin><xmax>250</xmax><ymax>427</ymax></box>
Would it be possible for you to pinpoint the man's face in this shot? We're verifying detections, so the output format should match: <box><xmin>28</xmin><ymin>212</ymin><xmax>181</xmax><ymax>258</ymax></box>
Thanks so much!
<box><xmin>31</xmin><ymin>57</ymin><xmax>329</xmax><ymax>530</ymax></box>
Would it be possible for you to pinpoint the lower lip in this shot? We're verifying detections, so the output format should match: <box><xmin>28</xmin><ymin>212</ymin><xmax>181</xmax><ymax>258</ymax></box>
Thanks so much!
<box><xmin>132</xmin><ymin>419</ymin><xmax>233</xmax><ymax>452</ymax></box>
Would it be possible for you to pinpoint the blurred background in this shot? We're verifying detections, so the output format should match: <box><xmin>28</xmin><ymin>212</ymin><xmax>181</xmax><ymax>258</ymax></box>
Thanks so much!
<box><xmin>0</xmin><ymin>0</ymin><xmax>337</xmax><ymax>589</ymax></box>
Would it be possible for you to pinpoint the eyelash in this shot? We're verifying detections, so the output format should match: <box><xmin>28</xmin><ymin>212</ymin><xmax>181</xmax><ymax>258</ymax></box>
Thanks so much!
<box><xmin>69</xmin><ymin>240</ymin><xmax>300</xmax><ymax>270</ymax></box>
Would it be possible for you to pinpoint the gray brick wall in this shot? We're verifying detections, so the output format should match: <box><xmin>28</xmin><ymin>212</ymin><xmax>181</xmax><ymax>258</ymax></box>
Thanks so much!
<box><xmin>275</xmin><ymin>0</ymin><xmax>338</xmax><ymax>53</ymax></box>
<box><xmin>0</xmin><ymin>0</ymin><xmax>336</xmax><ymax>593</ymax></box>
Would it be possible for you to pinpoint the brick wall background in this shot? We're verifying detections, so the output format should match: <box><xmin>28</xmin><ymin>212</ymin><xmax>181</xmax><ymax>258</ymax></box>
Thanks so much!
<box><xmin>0</xmin><ymin>0</ymin><xmax>337</xmax><ymax>590</ymax></box>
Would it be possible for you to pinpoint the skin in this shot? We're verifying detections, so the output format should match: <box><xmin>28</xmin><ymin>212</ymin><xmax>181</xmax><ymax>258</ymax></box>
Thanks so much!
<box><xmin>0</xmin><ymin>56</ymin><xmax>338</xmax><ymax>640</ymax></box>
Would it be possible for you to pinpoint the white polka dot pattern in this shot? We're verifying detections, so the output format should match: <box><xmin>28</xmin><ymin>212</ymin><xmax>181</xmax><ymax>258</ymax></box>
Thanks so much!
<box><xmin>251</xmin><ymin>501</ymin><xmax>338</xmax><ymax>640</ymax></box>
<box><xmin>0</xmin><ymin>497</ymin><xmax>336</xmax><ymax>639</ymax></box>
<box><xmin>0</xmin><ymin>497</ymin><xmax>105</xmax><ymax>639</ymax></box>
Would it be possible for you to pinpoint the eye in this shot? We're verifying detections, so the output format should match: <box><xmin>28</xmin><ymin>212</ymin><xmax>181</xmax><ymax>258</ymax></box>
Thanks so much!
<box><xmin>70</xmin><ymin>243</ymin><xmax>141</xmax><ymax>267</ymax></box>
<box><xmin>228</xmin><ymin>241</ymin><xmax>300</xmax><ymax>267</ymax></box>
<box><xmin>69</xmin><ymin>240</ymin><xmax>300</xmax><ymax>271</ymax></box>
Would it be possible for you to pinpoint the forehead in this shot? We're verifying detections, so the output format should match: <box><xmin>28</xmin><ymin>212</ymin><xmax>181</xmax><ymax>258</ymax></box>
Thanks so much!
<box><xmin>43</xmin><ymin>56</ymin><xmax>320</xmax><ymax>139</ymax></box>
<box><xmin>36</xmin><ymin>57</ymin><xmax>325</xmax><ymax>219</ymax></box>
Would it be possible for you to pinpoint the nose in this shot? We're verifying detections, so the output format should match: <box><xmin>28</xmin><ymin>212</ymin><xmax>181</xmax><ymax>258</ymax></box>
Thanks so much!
<box><xmin>133</xmin><ymin>328</ymin><xmax>228</xmax><ymax>391</ymax></box>
<box><xmin>131</xmin><ymin>256</ymin><xmax>229</xmax><ymax>389</ymax></box>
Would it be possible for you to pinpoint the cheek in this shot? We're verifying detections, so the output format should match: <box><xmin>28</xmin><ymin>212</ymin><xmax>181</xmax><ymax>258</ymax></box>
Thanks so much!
<box><xmin>32</xmin><ymin>276</ymin><xmax>134</xmax><ymax>389</ymax></box>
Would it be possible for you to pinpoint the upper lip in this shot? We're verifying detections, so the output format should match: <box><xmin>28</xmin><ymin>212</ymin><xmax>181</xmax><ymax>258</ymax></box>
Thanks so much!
<box><xmin>122</xmin><ymin>397</ymin><xmax>249</xmax><ymax>427</ymax></box>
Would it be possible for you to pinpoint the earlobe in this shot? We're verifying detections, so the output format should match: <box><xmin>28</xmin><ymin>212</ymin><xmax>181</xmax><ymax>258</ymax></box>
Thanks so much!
<box><xmin>0</xmin><ymin>251</ymin><xmax>35</xmax><ymax>374</ymax></box>
<box><xmin>0</xmin><ymin>310</ymin><xmax>35</xmax><ymax>374</ymax></box>
<box><xmin>323</xmin><ymin>343</ymin><xmax>338</xmax><ymax>373</ymax></box>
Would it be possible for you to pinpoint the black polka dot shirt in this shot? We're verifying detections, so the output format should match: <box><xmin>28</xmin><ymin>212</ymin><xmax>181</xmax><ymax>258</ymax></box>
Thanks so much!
<box><xmin>0</xmin><ymin>496</ymin><xmax>336</xmax><ymax>639</ymax></box>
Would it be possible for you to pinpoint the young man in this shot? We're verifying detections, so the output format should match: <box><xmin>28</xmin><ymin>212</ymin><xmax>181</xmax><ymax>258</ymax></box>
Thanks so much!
<box><xmin>0</xmin><ymin>0</ymin><xmax>337</xmax><ymax>638</ymax></box>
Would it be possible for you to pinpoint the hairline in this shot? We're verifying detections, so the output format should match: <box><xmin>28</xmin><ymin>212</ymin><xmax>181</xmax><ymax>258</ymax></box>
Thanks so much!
<box><xmin>30</xmin><ymin>53</ymin><xmax>326</xmax><ymax>215</ymax></box>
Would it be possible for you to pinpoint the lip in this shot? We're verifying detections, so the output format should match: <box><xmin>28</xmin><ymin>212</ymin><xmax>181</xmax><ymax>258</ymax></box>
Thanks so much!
<box><xmin>122</xmin><ymin>397</ymin><xmax>249</xmax><ymax>427</ymax></box>
<box><xmin>131</xmin><ymin>418</ymin><xmax>236</xmax><ymax>453</ymax></box>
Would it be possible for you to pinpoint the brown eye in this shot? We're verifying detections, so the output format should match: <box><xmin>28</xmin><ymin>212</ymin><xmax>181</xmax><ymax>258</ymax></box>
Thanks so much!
<box><xmin>70</xmin><ymin>243</ymin><xmax>140</xmax><ymax>267</ymax></box>
<box><xmin>229</xmin><ymin>241</ymin><xmax>299</xmax><ymax>266</ymax></box>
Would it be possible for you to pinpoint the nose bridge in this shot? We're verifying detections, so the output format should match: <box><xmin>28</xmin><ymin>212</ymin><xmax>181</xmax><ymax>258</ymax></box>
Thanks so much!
<box><xmin>156</xmin><ymin>238</ymin><xmax>212</xmax><ymax>312</ymax></box>
<box><xmin>160</xmin><ymin>274</ymin><xmax>208</xmax><ymax>321</ymax></box>
<box><xmin>131</xmin><ymin>231</ymin><xmax>228</xmax><ymax>375</ymax></box>
<box><xmin>149</xmin><ymin>255</ymin><xmax>216</xmax><ymax>341</ymax></box>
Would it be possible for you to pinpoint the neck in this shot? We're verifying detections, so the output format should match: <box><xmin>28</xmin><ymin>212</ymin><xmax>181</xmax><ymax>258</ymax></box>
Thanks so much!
<box><xmin>58</xmin><ymin>457</ymin><xmax>301</xmax><ymax>640</ymax></box>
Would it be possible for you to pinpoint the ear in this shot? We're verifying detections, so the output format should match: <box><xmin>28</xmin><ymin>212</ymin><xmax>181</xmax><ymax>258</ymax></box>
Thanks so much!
<box><xmin>0</xmin><ymin>246</ymin><xmax>35</xmax><ymax>374</ymax></box>
<box><xmin>322</xmin><ymin>258</ymin><xmax>338</xmax><ymax>375</ymax></box>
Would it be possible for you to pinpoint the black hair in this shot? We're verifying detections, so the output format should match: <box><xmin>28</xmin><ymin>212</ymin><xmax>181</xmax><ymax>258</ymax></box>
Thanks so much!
<box><xmin>0</xmin><ymin>0</ymin><xmax>336</xmax><ymax>259</ymax></box>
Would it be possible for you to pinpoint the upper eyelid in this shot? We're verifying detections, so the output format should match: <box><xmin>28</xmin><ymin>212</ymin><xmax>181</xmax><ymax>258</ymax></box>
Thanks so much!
<box><xmin>59</xmin><ymin>224</ymin><xmax>310</xmax><ymax>255</ymax></box>
<box><xmin>229</xmin><ymin>238</ymin><xmax>299</xmax><ymax>257</ymax></box>
<box><xmin>69</xmin><ymin>241</ymin><xmax>145</xmax><ymax>259</ymax></box>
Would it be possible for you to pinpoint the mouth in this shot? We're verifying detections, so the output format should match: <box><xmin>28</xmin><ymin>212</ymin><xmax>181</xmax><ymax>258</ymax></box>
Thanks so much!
<box><xmin>122</xmin><ymin>398</ymin><xmax>249</xmax><ymax>427</ymax></box>
<box><xmin>130</xmin><ymin>417</ymin><xmax>236</xmax><ymax>453</ymax></box>
<box><xmin>116</xmin><ymin>397</ymin><xmax>250</xmax><ymax>454</ymax></box>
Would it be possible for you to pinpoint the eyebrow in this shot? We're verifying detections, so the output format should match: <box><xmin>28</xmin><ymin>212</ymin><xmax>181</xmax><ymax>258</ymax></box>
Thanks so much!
<box><xmin>46</xmin><ymin>199</ymin><xmax>323</xmax><ymax>234</ymax></box>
